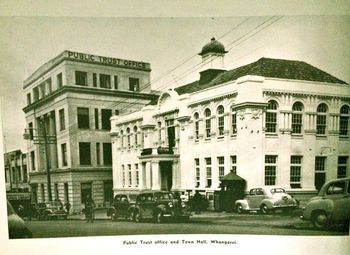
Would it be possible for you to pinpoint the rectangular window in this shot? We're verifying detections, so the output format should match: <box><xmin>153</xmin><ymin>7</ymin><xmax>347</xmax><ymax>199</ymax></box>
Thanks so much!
<box><xmin>231</xmin><ymin>111</ymin><xmax>237</xmax><ymax>134</ymax></box>
<box><xmin>205</xmin><ymin>157</ymin><xmax>212</xmax><ymax>188</ymax></box>
<box><xmin>39</xmin><ymin>83</ymin><xmax>46</xmax><ymax>98</ymax></box>
<box><xmin>57</xmin><ymin>73</ymin><xmax>63</xmax><ymax>89</ymax></box>
<box><xmin>266</xmin><ymin>112</ymin><xmax>277</xmax><ymax>133</ymax></box>
<box><xmin>135</xmin><ymin>164</ymin><xmax>139</xmax><ymax>187</ymax></box>
<box><xmin>114</xmin><ymin>76</ymin><xmax>118</xmax><ymax>89</ymax></box>
<box><xmin>230</xmin><ymin>155</ymin><xmax>237</xmax><ymax>174</ymax></box>
<box><xmin>129</xmin><ymin>78</ymin><xmax>140</xmax><ymax>92</ymax></box>
<box><xmin>96</xmin><ymin>143</ymin><xmax>100</xmax><ymax>165</ymax></box>
<box><xmin>93</xmin><ymin>73</ymin><xmax>97</xmax><ymax>87</ymax></box>
<box><xmin>59</xmin><ymin>109</ymin><xmax>65</xmax><ymax>131</ymax></box>
<box><xmin>94</xmin><ymin>108</ymin><xmax>99</xmax><ymax>129</ymax></box>
<box><xmin>33</xmin><ymin>87</ymin><xmax>39</xmax><ymax>102</ymax></box>
<box><xmin>218</xmin><ymin>116</ymin><xmax>224</xmax><ymax>136</ymax></box>
<box><xmin>28</xmin><ymin>122</ymin><xmax>33</xmax><ymax>139</ymax></box>
<box><xmin>103</xmin><ymin>143</ymin><xmax>112</xmax><ymax>165</ymax></box>
<box><xmin>337</xmin><ymin>156</ymin><xmax>348</xmax><ymax>178</ymax></box>
<box><xmin>205</xmin><ymin>118</ymin><xmax>211</xmax><ymax>138</ymax></box>
<box><xmin>195</xmin><ymin>158</ymin><xmax>200</xmax><ymax>188</ymax></box>
<box><xmin>101</xmin><ymin>109</ymin><xmax>112</xmax><ymax>130</ymax></box>
<box><xmin>339</xmin><ymin>116</ymin><xmax>349</xmax><ymax>136</ymax></box>
<box><xmin>115</xmin><ymin>110</ymin><xmax>120</xmax><ymax>116</ymax></box>
<box><xmin>315</xmin><ymin>157</ymin><xmax>326</xmax><ymax>191</ymax></box>
<box><xmin>122</xmin><ymin>165</ymin><xmax>125</xmax><ymax>187</ymax></box>
<box><xmin>61</xmin><ymin>143</ymin><xmax>67</xmax><ymax>166</ymax></box>
<box><xmin>46</xmin><ymin>78</ymin><xmax>52</xmax><ymax>94</ymax></box>
<box><xmin>31</xmin><ymin>151</ymin><xmax>35</xmax><ymax>171</ymax></box>
<box><xmin>316</xmin><ymin>115</ymin><xmax>326</xmax><ymax>135</ymax></box>
<box><xmin>128</xmin><ymin>164</ymin><xmax>132</xmax><ymax>186</ymax></box>
<box><xmin>81</xmin><ymin>182</ymin><xmax>92</xmax><ymax>203</ymax></box>
<box><xmin>100</xmin><ymin>74</ymin><xmax>111</xmax><ymax>89</ymax></box>
<box><xmin>265</xmin><ymin>155</ymin><xmax>277</xmax><ymax>185</ymax></box>
<box><xmin>64</xmin><ymin>183</ymin><xmax>69</xmax><ymax>202</ymax></box>
<box><xmin>290</xmin><ymin>156</ymin><xmax>302</xmax><ymax>188</ymax></box>
<box><xmin>292</xmin><ymin>113</ymin><xmax>302</xmax><ymax>134</ymax></box>
<box><xmin>77</xmin><ymin>107</ymin><xmax>89</xmax><ymax>129</ymax></box>
<box><xmin>79</xmin><ymin>142</ymin><xmax>91</xmax><ymax>165</ymax></box>
<box><xmin>75</xmin><ymin>71</ymin><xmax>88</xmax><ymax>86</ymax></box>
<box><xmin>218</xmin><ymin>156</ymin><xmax>225</xmax><ymax>179</ymax></box>
<box><xmin>27</xmin><ymin>93</ymin><xmax>31</xmax><ymax>105</ymax></box>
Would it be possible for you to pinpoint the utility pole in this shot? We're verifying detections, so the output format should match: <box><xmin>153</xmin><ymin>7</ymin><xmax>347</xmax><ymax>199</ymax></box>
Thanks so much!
<box><xmin>24</xmin><ymin>114</ymin><xmax>56</xmax><ymax>201</ymax></box>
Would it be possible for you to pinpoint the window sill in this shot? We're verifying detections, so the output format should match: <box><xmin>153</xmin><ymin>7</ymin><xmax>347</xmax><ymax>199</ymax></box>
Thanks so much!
<box><xmin>316</xmin><ymin>135</ymin><xmax>327</xmax><ymax>140</ymax></box>
<box><xmin>265</xmin><ymin>133</ymin><xmax>278</xmax><ymax>137</ymax></box>
<box><xmin>291</xmin><ymin>134</ymin><xmax>303</xmax><ymax>139</ymax></box>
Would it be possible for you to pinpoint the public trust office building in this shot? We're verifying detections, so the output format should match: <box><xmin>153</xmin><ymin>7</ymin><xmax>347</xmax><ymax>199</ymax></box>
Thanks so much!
<box><xmin>23</xmin><ymin>51</ymin><xmax>157</xmax><ymax>212</ymax></box>
<box><xmin>111</xmin><ymin>38</ymin><xmax>350</xmax><ymax>204</ymax></box>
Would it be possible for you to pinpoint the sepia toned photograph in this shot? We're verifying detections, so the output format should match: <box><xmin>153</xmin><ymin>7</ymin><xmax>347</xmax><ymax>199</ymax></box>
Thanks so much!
<box><xmin>0</xmin><ymin>1</ymin><xmax>349</xmax><ymax>255</ymax></box>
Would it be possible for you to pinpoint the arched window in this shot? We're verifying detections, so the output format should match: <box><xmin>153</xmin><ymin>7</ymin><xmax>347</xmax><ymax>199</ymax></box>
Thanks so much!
<box><xmin>133</xmin><ymin>126</ymin><xmax>138</xmax><ymax>146</ymax></box>
<box><xmin>292</xmin><ymin>102</ymin><xmax>303</xmax><ymax>134</ymax></box>
<box><xmin>217</xmin><ymin>105</ymin><xmax>225</xmax><ymax>136</ymax></box>
<box><xmin>120</xmin><ymin>130</ymin><xmax>124</xmax><ymax>148</ymax></box>
<box><xmin>340</xmin><ymin>105</ymin><xmax>349</xmax><ymax>136</ymax></box>
<box><xmin>231</xmin><ymin>106</ymin><xmax>237</xmax><ymax>135</ymax></box>
<box><xmin>126</xmin><ymin>127</ymin><xmax>131</xmax><ymax>147</ymax></box>
<box><xmin>194</xmin><ymin>112</ymin><xmax>199</xmax><ymax>140</ymax></box>
<box><xmin>316</xmin><ymin>103</ymin><xmax>328</xmax><ymax>135</ymax></box>
<box><xmin>266</xmin><ymin>100</ymin><xmax>278</xmax><ymax>133</ymax></box>
<box><xmin>204</xmin><ymin>108</ymin><xmax>211</xmax><ymax>138</ymax></box>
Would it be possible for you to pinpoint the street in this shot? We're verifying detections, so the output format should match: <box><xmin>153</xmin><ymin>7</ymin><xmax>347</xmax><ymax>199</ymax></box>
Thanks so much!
<box><xmin>24</xmin><ymin>212</ymin><xmax>349</xmax><ymax>238</ymax></box>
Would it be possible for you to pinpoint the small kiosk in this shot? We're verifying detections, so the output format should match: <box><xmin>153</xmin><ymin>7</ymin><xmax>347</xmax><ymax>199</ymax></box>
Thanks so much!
<box><xmin>214</xmin><ymin>171</ymin><xmax>246</xmax><ymax>212</ymax></box>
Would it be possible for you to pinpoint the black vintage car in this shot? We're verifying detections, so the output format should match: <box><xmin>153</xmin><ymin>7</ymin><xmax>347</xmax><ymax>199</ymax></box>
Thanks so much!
<box><xmin>107</xmin><ymin>193</ymin><xmax>138</xmax><ymax>221</ymax></box>
<box><xmin>36</xmin><ymin>201</ymin><xmax>67</xmax><ymax>220</ymax></box>
<box><xmin>131</xmin><ymin>191</ymin><xmax>190</xmax><ymax>223</ymax></box>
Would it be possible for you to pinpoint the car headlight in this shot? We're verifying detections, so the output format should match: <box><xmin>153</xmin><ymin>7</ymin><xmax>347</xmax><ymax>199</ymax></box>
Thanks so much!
<box><xmin>181</xmin><ymin>202</ymin><xmax>186</xmax><ymax>208</ymax></box>
<box><xmin>168</xmin><ymin>202</ymin><xmax>173</xmax><ymax>208</ymax></box>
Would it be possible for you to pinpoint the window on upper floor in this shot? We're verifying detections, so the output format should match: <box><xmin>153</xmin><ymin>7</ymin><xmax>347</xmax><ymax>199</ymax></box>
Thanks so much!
<box><xmin>266</xmin><ymin>100</ymin><xmax>278</xmax><ymax>133</ymax></box>
<box><xmin>194</xmin><ymin>112</ymin><xmax>200</xmax><ymax>141</ymax></box>
<box><xmin>134</xmin><ymin>126</ymin><xmax>138</xmax><ymax>146</ymax></box>
<box><xmin>158</xmin><ymin>122</ymin><xmax>162</xmax><ymax>144</ymax></box>
<box><xmin>75</xmin><ymin>71</ymin><xmax>88</xmax><ymax>86</ymax></box>
<box><xmin>100</xmin><ymin>74</ymin><xmax>111</xmax><ymax>89</ymax></box>
<box><xmin>103</xmin><ymin>143</ymin><xmax>112</xmax><ymax>165</ymax></box>
<box><xmin>339</xmin><ymin>105</ymin><xmax>349</xmax><ymax>136</ymax></box>
<box><xmin>316</xmin><ymin>103</ymin><xmax>328</xmax><ymax>135</ymax></box>
<box><xmin>231</xmin><ymin>106</ymin><xmax>237</xmax><ymax>135</ymax></box>
<box><xmin>59</xmin><ymin>109</ymin><xmax>65</xmax><ymax>131</ymax></box>
<box><xmin>114</xmin><ymin>76</ymin><xmax>118</xmax><ymax>89</ymax></box>
<box><xmin>27</xmin><ymin>93</ymin><xmax>31</xmax><ymax>106</ymax></box>
<box><xmin>46</xmin><ymin>78</ymin><xmax>52</xmax><ymax>94</ymax></box>
<box><xmin>129</xmin><ymin>78</ymin><xmax>140</xmax><ymax>92</ymax></box>
<box><xmin>94</xmin><ymin>108</ymin><xmax>99</xmax><ymax>129</ymax></box>
<box><xmin>120</xmin><ymin>130</ymin><xmax>124</xmax><ymax>148</ymax></box>
<box><xmin>292</xmin><ymin>102</ymin><xmax>303</xmax><ymax>134</ymax></box>
<box><xmin>217</xmin><ymin>105</ymin><xmax>225</xmax><ymax>136</ymax></box>
<box><xmin>77</xmin><ymin>107</ymin><xmax>90</xmax><ymax>129</ymax></box>
<box><xmin>39</xmin><ymin>83</ymin><xmax>46</xmax><ymax>98</ymax></box>
<box><xmin>79</xmin><ymin>142</ymin><xmax>91</xmax><ymax>165</ymax></box>
<box><xmin>57</xmin><ymin>73</ymin><xmax>63</xmax><ymax>89</ymax></box>
<box><xmin>204</xmin><ymin>109</ymin><xmax>211</xmax><ymax>139</ymax></box>
<box><xmin>126</xmin><ymin>127</ymin><xmax>131</xmax><ymax>148</ymax></box>
<box><xmin>93</xmin><ymin>73</ymin><xmax>97</xmax><ymax>87</ymax></box>
<box><xmin>337</xmin><ymin>156</ymin><xmax>348</xmax><ymax>179</ymax></box>
<box><xmin>33</xmin><ymin>87</ymin><xmax>39</xmax><ymax>102</ymax></box>
<box><xmin>61</xmin><ymin>143</ymin><xmax>67</xmax><ymax>167</ymax></box>
<box><xmin>101</xmin><ymin>109</ymin><xmax>112</xmax><ymax>130</ymax></box>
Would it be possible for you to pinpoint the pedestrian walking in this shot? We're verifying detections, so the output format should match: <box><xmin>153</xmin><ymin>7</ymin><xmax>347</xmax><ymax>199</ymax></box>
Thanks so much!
<box><xmin>64</xmin><ymin>200</ymin><xmax>71</xmax><ymax>215</ymax></box>
<box><xmin>84</xmin><ymin>194</ymin><xmax>95</xmax><ymax>223</ymax></box>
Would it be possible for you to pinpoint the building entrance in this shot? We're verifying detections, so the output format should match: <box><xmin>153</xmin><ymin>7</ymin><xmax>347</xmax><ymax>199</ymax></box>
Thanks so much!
<box><xmin>160</xmin><ymin>161</ymin><xmax>173</xmax><ymax>191</ymax></box>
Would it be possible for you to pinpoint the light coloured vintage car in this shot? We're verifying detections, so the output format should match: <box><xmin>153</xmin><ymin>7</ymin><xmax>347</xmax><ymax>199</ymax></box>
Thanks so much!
<box><xmin>301</xmin><ymin>177</ymin><xmax>350</xmax><ymax>229</ymax></box>
<box><xmin>235</xmin><ymin>187</ymin><xmax>298</xmax><ymax>214</ymax></box>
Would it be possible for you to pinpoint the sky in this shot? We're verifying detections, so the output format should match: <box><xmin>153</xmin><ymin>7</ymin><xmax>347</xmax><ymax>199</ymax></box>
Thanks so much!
<box><xmin>0</xmin><ymin>15</ymin><xmax>349</xmax><ymax>152</ymax></box>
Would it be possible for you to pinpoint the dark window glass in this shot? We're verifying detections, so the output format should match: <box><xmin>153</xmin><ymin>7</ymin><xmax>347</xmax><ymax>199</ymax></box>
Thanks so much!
<box><xmin>316</xmin><ymin>103</ymin><xmax>328</xmax><ymax>135</ymax></box>
<box><xmin>93</xmin><ymin>73</ymin><xmax>97</xmax><ymax>87</ymax></box>
<box><xmin>100</xmin><ymin>74</ymin><xmax>111</xmax><ymax>89</ymax></box>
<box><xmin>61</xmin><ymin>143</ymin><xmax>67</xmax><ymax>166</ymax></box>
<box><xmin>94</xmin><ymin>108</ymin><xmax>99</xmax><ymax>129</ymax></box>
<box><xmin>114</xmin><ymin>76</ymin><xmax>118</xmax><ymax>89</ymax></box>
<box><xmin>96</xmin><ymin>143</ymin><xmax>100</xmax><ymax>165</ymax></box>
<box><xmin>101</xmin><ymin>109</ymin><xmax>112</xmax><ymax>130</ymax></box>
<box><xmin>79</xmin><ymin>142</ymin><xmax>91</xmax><ymax>165</ymax></box>
<box><xmin>28</xmin><ymin>122</ymin><xmax>33</xmax><ymax>139</ymax></box>
<box><xmin>59</xmin><ymin>109</ymin><xmax>65</xmax><ymax>131</ymax></box>
<box><xmin>33</xmin><ymin>87</ymin><xmax>39</xmax><ymax>101</ymax></box>
<box><xmin>77</xmin><ymin>107</ymin><xmax>89</xmax><ymax>129</ymax></box>
<box><xmin>27</xmin><ymin>93</ymin><xmax>31</xmax><ymax>105</ymax></box>
<box><xmin>129</xmin><ymin>78</ymin><xmax>140</xmax><ymax>92</ymax></box>
<box><xmin>104</xmin><ymin>181</ymin><xmax>113</xmax><ymax>204</ymax></box>
<box><xmin>103</xmin><ymin>143</ymin><xmax>112</xmax><ymax>165</ymax></box>
<box><xmin>57</xmin><ymin>73</ymin><xmax>63</xmax><ymax>89</ymax></box>
<box><xmin>31</xmin><ymin>151</ymin><xmax>35</xmax><ymax>170</ymax></box>
<box><xmin>75</xmin><ymin>71</ymin><xmax>88</xmax><ymax>86</ymax></box>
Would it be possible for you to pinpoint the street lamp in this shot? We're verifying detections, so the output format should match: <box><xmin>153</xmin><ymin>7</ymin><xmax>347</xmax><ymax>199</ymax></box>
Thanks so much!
<box><xmin>24</xmin><ymin>115</ymin><xmax>56</xmax><ymax>201</ymax></box>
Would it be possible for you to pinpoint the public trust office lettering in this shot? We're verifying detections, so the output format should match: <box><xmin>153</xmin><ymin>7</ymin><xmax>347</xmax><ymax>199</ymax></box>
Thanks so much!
<box><xmin>67</xmin><ymin>51</ymin><xmax>147</xmax><ymax>70</ymax></box>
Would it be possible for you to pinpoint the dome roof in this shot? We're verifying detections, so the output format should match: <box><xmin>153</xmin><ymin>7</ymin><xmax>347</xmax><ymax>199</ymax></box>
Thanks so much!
<box><xmin>199</xmin><ymin>37</ymin><xmax>228</xmax><ymax>56</ymax></box>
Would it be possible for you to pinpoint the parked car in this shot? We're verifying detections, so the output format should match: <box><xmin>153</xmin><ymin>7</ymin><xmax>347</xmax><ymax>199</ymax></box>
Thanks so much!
<box><xmin>235</xmin><ymin>187</ymin><xmax>298</xmax><ymax>214</ymax></box>
<box><xmin>7</xmin><ymin>200</ymin><xmax>32</xmax><ymax>238</ymax></box>
<box><xmin>131</xmin><ymin>191</ymin><xmax>190</xmax><ymax>223</ymax></box>
<box><xmin>36</xmin><ymin>201</ymin><xmax>67</xmax><ymax>220</ymax></box>
<box><xmin>107</xmin><ymin>193</ymin><xmax>138</xmax><ymax>221</ymax></box>
<box><xmin>301</xmin><ymin>177</ymin><xmax>350</xmax><ymax>229</ymax></box>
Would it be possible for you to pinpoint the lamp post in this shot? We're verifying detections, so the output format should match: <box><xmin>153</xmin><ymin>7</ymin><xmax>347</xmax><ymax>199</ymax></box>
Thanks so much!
<box><xmin>24</xmin><ymin>114</ymin><xmax>56</xmax><ymax>201</ymax></box>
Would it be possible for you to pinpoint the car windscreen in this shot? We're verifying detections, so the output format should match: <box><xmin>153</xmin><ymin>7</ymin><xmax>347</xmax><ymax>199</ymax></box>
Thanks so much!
<box><xmin>270</xmin><ymin>188</ymin><xmax>285</xmax><ymax>193</ymax></box>
<box><xmin>155</xmin><ymin>193</ymin><xmax>174</xmax><ymax>199</ymax></box>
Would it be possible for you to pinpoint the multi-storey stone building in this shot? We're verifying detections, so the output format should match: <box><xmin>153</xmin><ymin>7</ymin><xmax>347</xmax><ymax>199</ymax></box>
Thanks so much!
<box><xmin>4</xmin><ymin>149</ymin><xmax>29</xmax><ymax>192</ymax></box>
<box><xmin>23</xmin><ymin>51</ymin><xmax>158</xmax><ymax>212</ymax></box>
<box><xmin>111</xmin><ymin>38</ymin><xmax>350</xmax><ymax>205</ymax></box>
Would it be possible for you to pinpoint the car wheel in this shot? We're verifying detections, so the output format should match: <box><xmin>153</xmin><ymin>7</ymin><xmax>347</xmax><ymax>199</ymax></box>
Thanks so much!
<box><xmin>128</xmin><ymin>211</ymin><xmax>134</xmax><ymax>222</ymax></box>
<box><xmin>236</xmin><ymin>204</ymin><xmax>243</xmax><ymax>214</ymax></box>
<box><xmin>155</xmin><ymin>210</ymin><xmax>163</xmax><ymax>223</ymax></box>
<box><xmin>312</xmin><ymin>211</ymin><xmax>328</xmax><ymax>229</ymax></box>
<box><xmin>134</xmin><ymin>211</ymin><xmax>142</xmax><ymax>223</ymax></box>
<box><xmin>260</xmin><ymin>204</ymin><xmax>269</xmax><ymax>215</ymax></box>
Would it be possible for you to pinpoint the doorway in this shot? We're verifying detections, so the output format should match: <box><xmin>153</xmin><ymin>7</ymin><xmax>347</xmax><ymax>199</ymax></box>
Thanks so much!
<box><xmin>160</xmin><ymin>161</ymin><xmax>173</xmax><ymax>191</ymax></box>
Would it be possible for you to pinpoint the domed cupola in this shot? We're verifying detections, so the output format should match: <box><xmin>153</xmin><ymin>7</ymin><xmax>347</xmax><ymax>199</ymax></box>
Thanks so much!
<box><xmin>198</xmin><ymin>37</ymin><xmax>228</xmax><ymax>84</ymax></box>
<box><xmin>199</xmin><ymin>37</ymin><xmax>228</xmax><ymax>56</ymax></box>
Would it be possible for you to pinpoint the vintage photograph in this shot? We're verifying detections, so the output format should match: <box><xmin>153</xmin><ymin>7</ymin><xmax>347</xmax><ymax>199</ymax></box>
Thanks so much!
<box><xmin>0</xmin><ymin>1</ymin><xmax>349</xmax><ymax>254</ymax></box>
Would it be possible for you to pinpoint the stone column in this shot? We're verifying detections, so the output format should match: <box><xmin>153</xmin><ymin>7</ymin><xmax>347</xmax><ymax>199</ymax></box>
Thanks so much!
<box><xmin>151</xmin><ymin>160</ymin><xmax>161</xmax><ymax>190</ymax></box>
